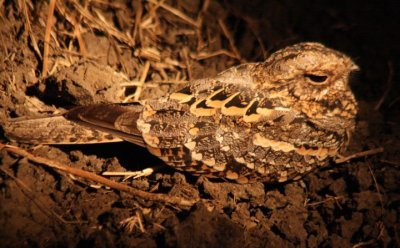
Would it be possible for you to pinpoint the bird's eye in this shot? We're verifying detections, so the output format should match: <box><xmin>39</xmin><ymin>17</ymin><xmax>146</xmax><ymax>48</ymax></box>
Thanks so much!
<box><xmin>304</xmin><ymin>74</ymin><xmax>328</xmax><ymax>84</ymax></box>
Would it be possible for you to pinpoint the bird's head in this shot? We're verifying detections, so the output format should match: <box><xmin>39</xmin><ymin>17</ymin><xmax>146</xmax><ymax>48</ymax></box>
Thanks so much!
<box><xmin>258</xmin><ymin>42</ymin><xmax>358</xmax><ymax>125</ymax></box>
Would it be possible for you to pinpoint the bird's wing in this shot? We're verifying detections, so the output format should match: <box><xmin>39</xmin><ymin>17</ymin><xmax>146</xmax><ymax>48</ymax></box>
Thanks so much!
<box><xmin>136</xmin><ymin>67</ymin><xmax>315</xmax><ymax>182</ymax></box>
<box><xmin>63</xmin><ymin>103</ymin><xmax>146</xmax><ymax>147</ymax></box>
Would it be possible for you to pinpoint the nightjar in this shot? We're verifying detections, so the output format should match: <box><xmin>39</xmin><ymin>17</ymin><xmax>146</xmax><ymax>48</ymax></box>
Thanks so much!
<box><xmin>4</xmin><ymin>42</ymin><xmax>358</xmax><ymax>184</ymax></box>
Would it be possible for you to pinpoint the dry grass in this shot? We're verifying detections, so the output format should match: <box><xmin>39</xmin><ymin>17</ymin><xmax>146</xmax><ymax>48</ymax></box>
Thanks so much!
<box><xmin>18</xmin><ymin>0</ymin><xmax>244</xmax><ymax>101</ymax></box>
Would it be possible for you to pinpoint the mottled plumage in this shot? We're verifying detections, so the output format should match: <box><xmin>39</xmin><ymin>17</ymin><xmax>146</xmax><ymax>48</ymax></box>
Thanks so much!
<box><xmin>4</xmin><ymin>42</ymin><xmax>358</xmax><ymax>183</ymax></box>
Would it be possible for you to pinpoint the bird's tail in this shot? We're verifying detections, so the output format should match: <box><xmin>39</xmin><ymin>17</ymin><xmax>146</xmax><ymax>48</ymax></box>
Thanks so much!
<box><xmin>3</xmin><ymin>114</ymin><xmax>123</xmax><ymax>145</ymax></box>
<box><xmin>3</xmin><ymin>103</ymin><xmax>145</xmax><ymax>146</ymax></box>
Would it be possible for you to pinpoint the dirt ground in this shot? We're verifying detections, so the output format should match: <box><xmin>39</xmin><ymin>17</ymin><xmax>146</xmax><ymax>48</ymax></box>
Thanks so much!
<box><xmin>0</xmin><ymin>0</ymin><xmax>399</xmax><ymax>247</ymax></box>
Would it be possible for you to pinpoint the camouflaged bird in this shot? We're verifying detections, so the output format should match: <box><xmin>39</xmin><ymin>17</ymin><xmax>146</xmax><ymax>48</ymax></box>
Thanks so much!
<box><xmin>4</xmin><ymin>42</ymin><xmax>358</xmax><ymax>183</ymax></box>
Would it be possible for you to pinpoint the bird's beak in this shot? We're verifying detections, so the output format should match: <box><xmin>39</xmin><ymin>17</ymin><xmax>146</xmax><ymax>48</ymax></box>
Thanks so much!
<box><xmin>349</xmin><ymin>62</ymin><xmax>359</xmax><ymax>72</ymax></box>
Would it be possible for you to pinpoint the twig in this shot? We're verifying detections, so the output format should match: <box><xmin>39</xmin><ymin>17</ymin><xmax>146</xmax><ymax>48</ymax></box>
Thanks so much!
<box><xmin>120</xmin><ymin>212</ymin><xmax>145</xmax><ymax>233</ymax></box>
<box><xmin>194</xmin><ymin>0</ymin><xmax>210</xmax><ymax>51</ymax></box>
<box><xmin>42</xmin><ymin>0</ymin><xmax>57</xmax><ymax>78</ymax></box>
<box><xmin>352</xmin><ymin>239</ymin><xmax>377</xmax><ymax>248</ymax></box>
<box><xmin>54</xmin><ymin>0</ymin><xmax>89</xmax><ymax>57</ymax></box>
<box><xmin>20</xmin><ymin>0</ymin><xmax>42</xmax><ymax>60</ymax></box>
<box><xmin>367</xmin><ymin>162</ymin><xmax>385</xmax><ymax>215</ymax></box>
<box><xmin>196</xmin><ymin>0</ymin><xmax>210</xmax><ymax>24</ymax></box>
<box><xmin>121</xmin><ymin>79</ymin><xmax>187</xmax><ymax>86</ymax></box>
<box><xmin>380</xmin><ymin>159</ymin><xmax>400</xmax><ymax>167</ymax></box>
<box><xmin>102</xmin><ymin>167</ymin><xmax>155</xmax><ymax>181</ymax></box>
<box><xmin>126</xmin><ymin>60</ymin><xmax>150</xmax><ymax>102</ymax></box>
<box><xmin>306</xmin><ymin>195</ymin><xmax>344</xmax><ymax>207</ymax></box>
<box><xmin>0</xmin><ymin>144</ymin><xmax>199</xmax><ymax>208</ymax></box>
<box><xmin>374</xmin><ymin>61</ymin><xmax>394</xmax><ymax>110</ymax></box>
<box><xmin>218</xmin><ymin>19</ymin><xmax>242</xmax><ymax>61</ymax></box>
<box><xmin>335</xmin><ymin>147</ymin><xmax>384</xmax><ymax>163</ymax></box>
<box><xmin>192</xmin><ymin>49</ymin><xmax>239</xmax><ymax>60</ymax></box>
<box><xmin>147</xmin><ymin>0</ymin><xmax>200</xmax><ymax>28</ymax></box>
<box><xmin>73</xmin><ymin>20</ymin><xmax>88</xmax><ymax>58</ymax></box>
<box><xmin>181</xmin><ymin>47</ymin><xmax>192</xmax><ymax>80</ymax></box>
<box><xmin>110</xmin><ymin>38</ymin><xmax>127</xmax><ymax>74</ymax></box>
<box><xmin>70</xmin><ymin>0</ymin><xmax>134</xmax><ymax>47</ymax></box>
<box><xmin>54</xmin><ymin>1</ymin><xmax>87</xmax><ymax>58</ymax></box>
<box><xmin>352</xmin><ymin>222</ymin><xmax>385</xmax><ymax>248</ymax></box>
<box><xmin>132</xmin><ymin>0</ymin><xmax>143</xmax><ymax>46</ymax></box>
<box><xmin>388</xmin><ymin>94</ymin><xmax>400</xmax><ymax>108</ymax></box>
